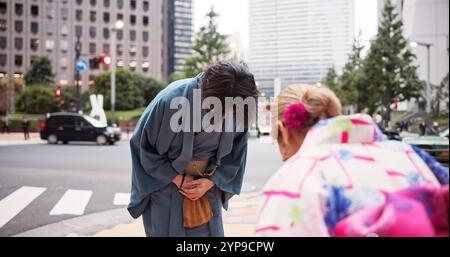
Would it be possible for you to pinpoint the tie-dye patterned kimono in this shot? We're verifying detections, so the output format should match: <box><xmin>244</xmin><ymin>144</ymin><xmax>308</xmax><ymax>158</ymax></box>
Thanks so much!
<box><xmin>255</xmin><ymin>114</ymin><xmax>448</xmax><ymax>237</ymax></box>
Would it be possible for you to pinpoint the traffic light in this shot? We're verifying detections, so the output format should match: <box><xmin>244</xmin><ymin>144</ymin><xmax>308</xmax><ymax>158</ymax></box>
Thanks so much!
<box><xmin>55</xmin><ymin>87</ymin><xmax>62</xmax><ymax>102</ymax></box>
<box><xmin>101</xmin><ymin>54</ymin><xmax>112</xmax><ymax>66</ymax></box>
<box><xmin>89</xmin><ymin>57</ymin><xmax>102</xmax><ymax>70</ymax></box>
<box><xmin>89</xmin><ymin>55</ymin><xmax>112</xmax><ymax>70</ymax></box>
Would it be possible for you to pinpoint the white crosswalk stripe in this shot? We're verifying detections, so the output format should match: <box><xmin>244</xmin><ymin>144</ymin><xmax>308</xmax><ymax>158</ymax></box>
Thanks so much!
<box><xmin>113</xmin><ymin>193</ymin><xmax>131</xmax><ymax>206</ymax></box>
<box><xmin>0</xmin><ymin>186</ymin><xmax>46</xmax><ymax>229</ymax></box>
<box><xmin>49</xmin><ymin>189</ymin><xmax>93</xmax><ymax>216</ymax></box>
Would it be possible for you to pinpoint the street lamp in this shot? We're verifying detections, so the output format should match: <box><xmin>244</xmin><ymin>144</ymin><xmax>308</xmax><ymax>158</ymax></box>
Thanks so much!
<box><xmin>110</xmin><ymin>20</ymin><xmax>124</xmax><ymax>126</ymax></box>
<box><xmin>410</xmin><ymin>41</ymin><xmax>434</xmax><ymax>117</ymax></box>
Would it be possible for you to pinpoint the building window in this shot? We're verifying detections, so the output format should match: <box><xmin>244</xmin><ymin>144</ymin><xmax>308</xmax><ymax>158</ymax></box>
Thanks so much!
<box><xmin>89</xmin><ymin>27</ymin><xmax>96</xmax><ymax>38</ymax></box>
<box><xmin>117</xmin><ymin>14</ymin><xmax>123</xmax><ymax>21</ymax></box>
<box><xmin>143</xmin><ymin>16</ymin><xmax>149</xmax><ymax>26</ymax></box>
<box><xmin>46</xmin><ymin>6</ymin><xmax>55</xmax><ymax>18</ymax></box>
<box><xmin>103</xmin><ymin>28</ymin><xmax>110</xmax><ymax>39</ymax></box>
<box><xmin>117</xmin><ymin>0</ymin><xmax>123</xmax><ymax>9</ymax></box>
<box><xmin>143</xmin><ymin>46</ymin><xmax>149</xmax><ymax>57</ymax></box>
<box><xmin>15</xmin><ymin>3</ymin><xmax>23</xmax><ymax>16</ymax></box>
<box><xmin>31</xmin><ymin>22</ymin><xmax>39</xmax><ymax>34</ymax></box>
<box><xmin>0</xmin><ymin>37</ymin><xmax>6</xmax><ymax>49</ymax></box>
<box><xmin>116</xmin><ymin>29</ymin><xmax>123</xmax><ymax>40</ymax></box>
<box><xmin>61</xmin><ymin>24</ymin><xmax>69</xmax><ymax>36</ymax></box>
<box><xmin>117</xmin><ymin>44</ymin><xmax>123</xmax><ymax>56</ymax></box>
<box><xmin>15</xmin><ymin>55</ymin><xmax>23</xmax><ymax>67</ymax></box>
<box><xmin>75</xmin><ymin>26</ymin><xmax>83</xmax><ymax>37</ymax></box>
<box><xmin>45</xmin><ymin>40</ymin><xmax>54</xmax><ymax>51</ymax></box>
<box><xmin>103</xmin><ymin>12</ymin><xmax>110</xmax><ymax>23</ymax></box>
<box><xmin>142</xmin><ymin>61</ymin><xmax>149</xmax><ymax>72</ymax></box>
<box><xmin>30</xmin><ymin>56</ymin><xmax>40</xmax><ymax>65</ymax></box>
<box><xmin>76</xmin><ymin>0</ymin><xmax>83</xmax><ymax>5</ymax></box>
<box><xmin>0</xmin><ymin>2</ymin><xmax>6</xmax><ymax>14</ymax></box>
<box><xmin>130</xmin><ymin>30</ymin><xmax>136</xmax><ymax>41</ymax></box>
<box><xmin>90</xmin><ymin>0</ymin><xmax>96</xmax><ymax>7</ymax></box>
<box><xmin>129</xmin><ymin>60</ymin><xmax>137</xmax><ymax>71</ymax></box>
<box><xmin>60</xmin><ymin>40</ymin><xmax>68</xmax><ymax>52</ymax></box>
<box><xmin>31</xmin><ymin>5</ymin><xmax>39</xmax><ymax>17</ymax></box>
<box><xmin>59</xmin><ymin>57</ymin><xmax>68</xmax><ymax>69</ymax></box>
<box><xmin>130</xmin><ymin>0</ymin><xmax>136</xmax><ymax>10</ymax></box>
<box><xmin>46</xmin><ymin>22</ymin><xmax>53</xmax><ymax>34</ymax></box>
<box><xmin>76</xmin><ymin>10</ymin><xmax>83</xmax><ymax>21</ymax></box>
<box><xmin>30</xmin><ymin>39</ymin><xmax>39</xmax><ymax>51</ymax></box>
<box><xmin>0</xmin><ymin>54</ymin><xmax>6</xmax><ymax>67</ymax></box>
<box><xmin>15</xmin><ymin>21</ymin><xmax>23</xmax><ymax>33</ymax></box>
<box><xmin>103</xmin><ymin>44</ymin><xmax>110</xmax><ymax>54</ymax></box>
<box><xmin>103</xmin><ymin>0</ymin><xmax>110</xmax><ymax>8</ymax></box>
<box><xmin>61</xmin><ymin>8</ymin><xmax>69</xmax><ymax>20</ymax></box>
<box><xmin>143</xmin><ymin>1</ymin><xmax>149</xmax><ymax>11</ymax></box>
<box><xmin>89</xmin><ymin>43</ymin><xmax>96</xmax><ymax>54</ymax></box>
<box><xmin>90</xmin><ymin>11</ymin><xmax>96</xmax><ymax>22</ymax></box>
<box><xmin>14</xmin><ymin>38</ymin><xmax>23</xmax><ymax>50</ymax></box>
<box><xmin>0</xmin><ymin>19</ymin><xmax>7</xmax><ymax>31</ymax></box>
<box><xmin>129</xmin><ymin>45</ymin><xmax>137</xmax><ymax>56</ymax></box>
<box><xmin>130</xmin><ymin>15</ymin><xmax>136</xmax><ymax>26</ymax></box>
<box><xmin>143</xmin><ymin>31</ymin><xmax>149</xmax><ymax>42</ymax></box>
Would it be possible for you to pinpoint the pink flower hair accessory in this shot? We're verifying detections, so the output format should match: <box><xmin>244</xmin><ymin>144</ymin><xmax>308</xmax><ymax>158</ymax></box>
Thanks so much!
<box><xmin>283</xmin><ymin>103</ymin><xmax>309</xmax><ymax>131</ymax></box>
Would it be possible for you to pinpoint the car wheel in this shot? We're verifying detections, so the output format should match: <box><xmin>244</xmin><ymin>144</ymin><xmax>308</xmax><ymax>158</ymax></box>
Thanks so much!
<box><xmin>63</xmin><ymin>141</ymin><xmax>69</xmax><ymax>145</ymax></box>
<box><xmin>96</xmin><ymin>135</ymin><xmax>107</xmax><ymax>145</ymax></box>
<box><xmin>48</xmin><ymin>134</ymin><xmax>58</xmax><ymax>144</ymax></box>
<box><xmin>108</xmin><ymin>141</ymin><xmax>115</xmax><ymax>145</ymax></box>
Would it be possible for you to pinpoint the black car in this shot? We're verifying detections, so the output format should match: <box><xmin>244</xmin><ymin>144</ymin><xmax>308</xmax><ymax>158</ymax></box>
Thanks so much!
<box><xmin>39</xmin><ymin>112</ymin><xmax>121</xmax><ymax>145</ymax></box>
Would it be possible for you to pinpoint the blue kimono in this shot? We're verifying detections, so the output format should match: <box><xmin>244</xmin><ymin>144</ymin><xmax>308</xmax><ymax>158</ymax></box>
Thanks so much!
<box><xmin>128</xmin><ymin>74</ymin><xmax>249</xmax><ymax>237</ymax></box>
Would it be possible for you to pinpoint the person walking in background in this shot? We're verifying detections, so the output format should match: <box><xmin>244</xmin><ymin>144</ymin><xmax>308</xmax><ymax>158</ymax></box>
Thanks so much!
<box><xmin>255</xmin><ymin>84</ymin><xmax>448</xmax><ymax>237</ymax></box>
<box><xmin>22</xmin><ymin>116</ymin><xmax>30</xmax><ymax>140</ymax></box>
<box><xmin>419</xmin><ymin>120</ymin><xmax>427</xmax><ymax>136</ymax></box>
<box><xmin>1</xmin><ymin>113</ymin><xmax>10</xmax><ymax>134</ymax></box>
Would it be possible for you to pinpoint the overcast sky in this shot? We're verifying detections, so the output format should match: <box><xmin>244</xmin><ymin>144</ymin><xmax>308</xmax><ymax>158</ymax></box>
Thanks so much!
<box><xmin>194</xmin><ymin>0</ymin><xmax>379</xmax><ymax>52</ymax></box>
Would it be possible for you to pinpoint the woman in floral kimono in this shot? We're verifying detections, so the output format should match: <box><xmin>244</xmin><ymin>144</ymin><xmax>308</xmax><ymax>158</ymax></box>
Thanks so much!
<box><xmin>255</xmin><ymin>84</ymin><xmax>448</xmax><ymax>237</ymax></box>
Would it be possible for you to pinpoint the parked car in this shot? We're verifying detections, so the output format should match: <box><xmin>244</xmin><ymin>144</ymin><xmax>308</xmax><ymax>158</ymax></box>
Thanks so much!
<box><xmin>39</xmin><ymin>112</ymin><xmax>121</xmax><ymax>145</ymax></box>
<box><xmin>403</xmin><ymin>128</ymin><xmax>449</xmax><ymax>167</ymax></box>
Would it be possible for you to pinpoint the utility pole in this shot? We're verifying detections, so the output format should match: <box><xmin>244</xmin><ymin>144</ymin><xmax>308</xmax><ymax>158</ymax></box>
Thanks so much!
<box><xmin>75</xmin><ymin>35</ymin><xmax>82</xmax><ymax>113</ymax></box>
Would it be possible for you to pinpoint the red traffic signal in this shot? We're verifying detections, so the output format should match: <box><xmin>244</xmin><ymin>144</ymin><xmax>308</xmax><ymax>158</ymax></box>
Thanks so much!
<box><xmin>55</xmin><ymin>87</ymin><xmax>62</xmax><ymax>101</ymax></box>
<box><xmin>102</xmin><ymin>55</ymin><xmax>112</xmax><ymax>65</ymax></box>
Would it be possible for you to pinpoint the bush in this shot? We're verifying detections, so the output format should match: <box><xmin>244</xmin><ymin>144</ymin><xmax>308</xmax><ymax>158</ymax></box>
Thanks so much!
<box><xmin>15</xmin><ymin>84</ymin><xmax>59</xmax><ymax>114</ymax></box>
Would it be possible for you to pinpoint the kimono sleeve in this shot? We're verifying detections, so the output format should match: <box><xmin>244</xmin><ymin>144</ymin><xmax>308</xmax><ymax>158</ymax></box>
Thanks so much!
<box><xmin>139</xmin><ymin>100</ymin><xmax>179</xmax><ymax>185</ymax></box>
<box><xmin>209</xmin><ymin>132</ymin><xmax>249</xmax><ymax>209</ymax></box>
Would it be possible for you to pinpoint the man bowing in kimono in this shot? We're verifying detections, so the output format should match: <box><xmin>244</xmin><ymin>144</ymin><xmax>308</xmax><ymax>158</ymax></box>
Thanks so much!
<box><xmin>128</xmin><ymin>61</ymin><xmax>259</xmax><ymax>237</ymax></box>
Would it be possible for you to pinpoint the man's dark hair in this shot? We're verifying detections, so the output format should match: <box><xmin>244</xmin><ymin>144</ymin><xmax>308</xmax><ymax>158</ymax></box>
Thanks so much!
<box><xmin>201</xmin><ymin>61</ymin><xmax>259</xmax><ymax>129</ymax></box>
<box><xmin>202</xmin><ymin>61</ymin><xmax>259</xmax><ymax>103</ymax></box>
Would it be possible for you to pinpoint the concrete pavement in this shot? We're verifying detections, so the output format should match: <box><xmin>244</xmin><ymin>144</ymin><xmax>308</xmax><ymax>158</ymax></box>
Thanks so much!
<box><xmin>94</xmin><ymin>192</ymin><xmax>260</xmax><ymax>237</ymax></box>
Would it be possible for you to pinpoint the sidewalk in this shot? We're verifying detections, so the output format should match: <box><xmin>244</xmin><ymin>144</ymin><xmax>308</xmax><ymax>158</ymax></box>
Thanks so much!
<box><xmin>95</xmin><ymin>192</ymin><xmax>260</xmax><ymax>237</ymax></box>
<box><xmin>0</xmin><ymin>132</ymin><xmax>44</xmax><ymax>146</ymax></box>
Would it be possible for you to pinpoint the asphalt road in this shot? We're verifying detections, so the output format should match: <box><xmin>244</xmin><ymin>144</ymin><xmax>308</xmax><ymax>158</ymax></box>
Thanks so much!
<box><xmin>0</xmin><ymin>137</ymin><xmax>282</xmax><ymax>236</ymax></box>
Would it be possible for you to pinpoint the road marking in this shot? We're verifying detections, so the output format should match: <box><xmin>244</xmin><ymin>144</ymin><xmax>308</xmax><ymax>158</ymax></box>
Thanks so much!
<box><xmin>0</xmin><ymin>186</ymin><xmax>46</xmax><ymax>229</ymax></box>
<box><xmin>113</xmin><ymin>193</ymin><xmax>130</xmax><ymax>206</ymax></box>
<box><xmin>49</xmin><ymin>189</ymin><xmax>92</xmax><ymax>216</ymax></box>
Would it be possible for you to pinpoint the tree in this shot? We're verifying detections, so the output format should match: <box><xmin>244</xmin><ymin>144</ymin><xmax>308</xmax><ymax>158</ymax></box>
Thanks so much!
<box><xmin>360</xmin><ymin>0</ymin><xmax>424</xmax><ymax>126</ymax></box>
<box><xmin>15</xmin><ymin>85</ymin><xmax>58</xmax><ymax>114</ymax></box>
<box><xmin>93</xmin><ymin>69</ymin><xmax>164</xmax><ymax>111</ymax></box>
<box><xmin>340</xmin><ymin>38</ymin><xmax>365</xmax><ymax>109</ymax></box>
<box><xmin>23</xmin><ymin>57</ymin><xmax>54</xmax><ymax>86</ymax></box>
<box><xmin>433</xmin><ymin>72</ymin><xmax>449</xmax><ymax>116</ymax></box>
<box><xmin>322</xmin><ymin>66</ymin><xmax>339</xmax><ymax>92</ymax></box>
<box><xmin>183</xmin><ymin>7</ymin><xmax>230</xmax><ymax>77</ymax></box>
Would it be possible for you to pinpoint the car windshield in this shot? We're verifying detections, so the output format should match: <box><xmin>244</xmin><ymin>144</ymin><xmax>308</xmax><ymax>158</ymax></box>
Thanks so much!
<box><xmin>83</xmin><ymin>115</ymin><xmax>107</xmax><ymax>128</ymax></box>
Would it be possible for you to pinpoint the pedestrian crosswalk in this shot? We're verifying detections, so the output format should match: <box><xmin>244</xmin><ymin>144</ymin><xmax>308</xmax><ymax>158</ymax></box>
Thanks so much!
<box><xmin>0</xmin><ymin>186</ymin><xmax>131</xmax><ymax>230</ymax></box>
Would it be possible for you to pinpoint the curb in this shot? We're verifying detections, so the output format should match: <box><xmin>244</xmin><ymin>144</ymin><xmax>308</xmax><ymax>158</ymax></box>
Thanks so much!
<box><xmin>14</xmin><ymin>208</ymin><xmax>134</xmax><ymax>237</ymax></box>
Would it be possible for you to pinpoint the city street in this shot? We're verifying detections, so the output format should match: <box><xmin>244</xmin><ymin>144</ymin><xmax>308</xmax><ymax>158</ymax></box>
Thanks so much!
<box><xmin>0</xmin><ymin>135</ymin><xmax>282</xmax><ymax>237</ymax></box>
